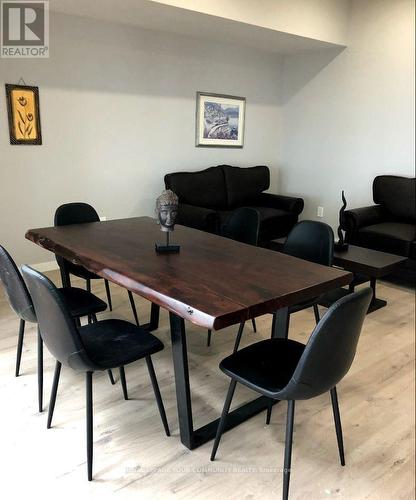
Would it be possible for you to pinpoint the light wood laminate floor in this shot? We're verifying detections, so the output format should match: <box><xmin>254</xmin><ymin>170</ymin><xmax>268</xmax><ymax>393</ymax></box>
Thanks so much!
<box><xmin>0</xmin><ymin>270</ymin><xmax>414</xmax><ymax>500</ymax></box>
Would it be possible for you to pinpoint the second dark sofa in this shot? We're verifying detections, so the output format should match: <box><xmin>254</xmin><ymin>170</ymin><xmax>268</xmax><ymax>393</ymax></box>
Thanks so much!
<box><xmin>164</xmin><ymin>165</ymin><xmax>304</xmax><ymax>245</ymax></box>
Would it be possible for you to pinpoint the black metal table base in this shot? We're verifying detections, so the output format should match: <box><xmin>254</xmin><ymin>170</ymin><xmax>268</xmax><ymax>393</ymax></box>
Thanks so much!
<box><xmin>141</xmin><ymin>303</ymin><xmax>160</xmax><ymax>331</ymax></box>
<box><xmin>169</xmin><ymin>307</ymin><xmax>289</xmax><ymax>450</ymax></box>
<box><xmin>189</xmin><ymin>396</ymin><xmax>277</xmax><ymax>449</ymax></box>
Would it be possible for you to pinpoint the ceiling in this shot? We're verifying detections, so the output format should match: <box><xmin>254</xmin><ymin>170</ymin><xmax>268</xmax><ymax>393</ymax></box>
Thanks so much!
<box><xmin>50</xmin><ymin>0</ymin><xmax>345</xmax><ymax>56</ymax></box>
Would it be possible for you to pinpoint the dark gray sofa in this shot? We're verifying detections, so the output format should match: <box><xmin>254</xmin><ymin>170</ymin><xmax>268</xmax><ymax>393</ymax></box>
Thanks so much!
<box><xmin>164</xmin><ymin>165</ymin><xmax>304</xmax><ymax>245</ymax></box>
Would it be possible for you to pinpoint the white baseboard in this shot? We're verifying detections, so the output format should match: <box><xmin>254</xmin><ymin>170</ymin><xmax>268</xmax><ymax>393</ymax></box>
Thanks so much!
<box><xmin>30</xmin><ymin>260</ymin><xmax>59</xmax><ymax>272</ymax></box>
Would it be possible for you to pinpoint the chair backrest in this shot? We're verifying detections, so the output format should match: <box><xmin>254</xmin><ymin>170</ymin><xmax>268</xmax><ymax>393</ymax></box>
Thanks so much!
<box><xmin>373</xmin><ymin>175</ymin><xmax>416</xmax><ymax>222</ymax></box>
<box><xmin>54</xmin><ymin>202</ymin><xmax>100</xmax><ymax>226</ymax></box>
<box><xmin>222</xmin><ymin>207</ymin><xmax>260</xmax><ymax>246</ymax></box>
<box><xmin>21</xmin><ymin>265</ymin><xmax>97</xmax><ymax>372</ymax></box>
<box><xmin>54</xmin><ymin>202</ymin><xmax>100</xmax><ymax>283</ymax></box>
<box><xmin>0</xmin><ymin>245</ymin><xmax>36</xmax><ymax>323</ymax></box>
<box><xmin>282</xmin><ymin>288</ymin><xmax>372</xmax><ymax>400</ymax></box>
<box><xmin>284</xmin><ymin>220</ymin><xmax>334</xmax><ymax>266</ymax></box>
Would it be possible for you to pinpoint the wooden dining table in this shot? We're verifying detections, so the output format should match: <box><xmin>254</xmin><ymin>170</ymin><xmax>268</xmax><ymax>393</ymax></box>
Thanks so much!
<box><xmin>26</xmin><ymin>216</ymin><xmax>352</xmax><ymax>450</ymax></box>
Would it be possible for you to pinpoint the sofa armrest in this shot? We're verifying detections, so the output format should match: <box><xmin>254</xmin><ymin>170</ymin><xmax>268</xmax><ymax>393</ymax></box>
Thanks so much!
<box><xmin>343</xmin><ymin>205</ymin><xmax>384</xmax><ymax>234</ymax></box>
<box><xmin>253</xmin><ymin>193</ymin><xmax>304</xmax><ymax>215</ymax></box>
<box><xmin>178</xmin><ymin>203</ymin><xmax>219</xmax><ymax>233</ymax></box>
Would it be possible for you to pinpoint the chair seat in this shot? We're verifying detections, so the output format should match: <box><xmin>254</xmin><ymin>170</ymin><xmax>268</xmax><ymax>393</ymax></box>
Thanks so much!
<box><xmin>58</xmin><ymin>287</ymin><xmax>107</xmax><ymax>318</ymax></box>
<box><xmin>220</xmin><ymin>338</ymin><xmax>305</xmax><ymax>396</ymax></box>
<box><xmin>356</xmin><ymin>222</ymin><xmax>415</xmax><ymax>257</ymax></box>
<box><xmin>79</xmin><ymin>319</ymin><xmax>164</xmax><ymax>369</ymax></box>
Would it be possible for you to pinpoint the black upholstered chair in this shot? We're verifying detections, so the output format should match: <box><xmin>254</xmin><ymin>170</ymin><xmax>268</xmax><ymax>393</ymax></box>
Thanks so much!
<box><xmin>0</xmin><ymin>245</ymin><xmax>108</xmax><ymax>412</ymax></box>
<box><xmin>282</xmin><ymin>220</ymin><xmax>334</xmax><ymax>334</ymax></box>
<box><xmin>54</xmin><ymin>202</ymin><xmax>140</xmax><ymax>325</ymax></box>
<box><xmin>22</xmin><ymin>265</ymin><xmax>170</xmax><ymax>481</ymax></box>
<box><xmin>211</xmin><ymin>288</ymin><xmax>372</xmax><ymax>500</ymax></box>
<box><xmin>232</xmin><ymin>220</ymin><xmax>334</xmax><ymax>352</ymax></box>
<box><xmin>343</xmin><ymin>175</ymin><xmax>415</xmax><ymax>269</ymax></box>
<box><xmin>206</xmin><ymin>207</ymin><xmax>260</xmax><ymax>348</ymax></box>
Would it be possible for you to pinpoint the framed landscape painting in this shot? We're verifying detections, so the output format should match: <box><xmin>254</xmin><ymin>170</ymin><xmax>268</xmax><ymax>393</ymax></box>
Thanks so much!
<box><xmin>5</xmin><ymin>84</ymin><xmax>42</xmax><ymax>145</ymax></box>
<box><xmin>196</xmin><ymin>92</ymin><xmax>245</xmax><ymax>148</ymax></box>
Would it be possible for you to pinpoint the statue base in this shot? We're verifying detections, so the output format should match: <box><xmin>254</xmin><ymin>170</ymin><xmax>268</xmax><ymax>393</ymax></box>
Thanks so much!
<box><xmin>334</xmin><ymin>241</ymin><xmax>349</xmax><ymax>252</ymax></box>
<box><xmin>155</xmin><ymin>243</ymin><xmax>180</xmax><ymax>254</ymax></box>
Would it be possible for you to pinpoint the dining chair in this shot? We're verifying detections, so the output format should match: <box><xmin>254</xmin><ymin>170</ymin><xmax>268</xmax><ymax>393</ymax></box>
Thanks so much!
<box><xmin>272</xmin><ymin>220</ymin><xmax>334</xmax><ymax>342</ymax></box>
<box><xmin>210</xmin><ymin>287</ymin><xmax>372</xmax><ymax>500</ymax></box>
<box><xmin>54</xmin><ymin>202</ymin><xmax>140</xmax><ymax>326</ymax></box>
<box><xmin>0</xmin><ymin>244</ymin><xmax>110</xmax><ymax>412</ymax></box>
<box><xmin>22</xmin><ymin>265</ymin><xmax>170</xmax><ymax>481</ymax></box>
<box><xmin>207</xmin><ymin>207</ymin><xmax>260</xmax><ymax>348</ymax></box>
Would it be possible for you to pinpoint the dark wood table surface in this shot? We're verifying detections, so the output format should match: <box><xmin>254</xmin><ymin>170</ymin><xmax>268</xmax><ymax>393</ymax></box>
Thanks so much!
<box><xmin>332</xmin><ymin>244</ymin><xmax>407</xmax><ymax>277</ymax></box>
<box><xmin>26</xmin><ymin>217</ymin><xmax>352</xmax><ymax>449</ymax></box>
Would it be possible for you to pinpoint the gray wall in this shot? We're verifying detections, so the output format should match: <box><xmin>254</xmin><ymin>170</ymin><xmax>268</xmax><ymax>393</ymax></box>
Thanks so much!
<box><xmin>280</xmin><ymin>0</ymin><xmax>415</xmax><ymax>228</ymax></box>
<box><xmin>0</xmin><ymin>13</ymin><xmax>283</xmax><ymax>265</ymax></box>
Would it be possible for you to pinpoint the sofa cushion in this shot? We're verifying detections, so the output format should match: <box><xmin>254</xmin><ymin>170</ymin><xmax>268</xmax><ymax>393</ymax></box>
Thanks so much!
<box><xmin>356</xmin><ymin>222</ymin><xmax>416</xmax><ymax>257</ymax></box>
<box><xmin>164</xmin><ymin>166</ymin><xmax>227</xmax><ymax>209</ymax></box>
<box><xmin>373</xmin><ymin>175</ymin><xmax>416</xmax><ymax>221</ymax></box>
<box><xmin>222</xmin><ymin>165</ymin><xmax>270</xmax><ymax>207</ymax></box>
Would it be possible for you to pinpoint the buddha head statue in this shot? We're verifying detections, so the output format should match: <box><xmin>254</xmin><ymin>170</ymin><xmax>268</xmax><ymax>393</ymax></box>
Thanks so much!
<box><xmin>155</xmin><ymin>190</ymin><xmax>179</xmax><ymax>232</ymax></box>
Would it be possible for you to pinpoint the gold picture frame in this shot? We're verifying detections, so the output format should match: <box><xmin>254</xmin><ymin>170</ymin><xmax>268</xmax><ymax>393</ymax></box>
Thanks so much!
<box><xmin>5</xmin><ymin>84</ymin><xmax>42</xmax><ymax>145</ymax></box>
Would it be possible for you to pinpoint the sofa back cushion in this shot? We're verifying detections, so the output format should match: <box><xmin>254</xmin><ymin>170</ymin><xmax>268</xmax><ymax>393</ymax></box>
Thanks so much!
<box><xmin>373</xmin><ymin>175</ymin><xmax>416</xmax><ymax>221</ymax></box>
<box><xmin>222</xmin><ymin>165</ymin><xmax>270</xmax><ymax>207</ymax></box>
<box><xmin>164</xmin><ymin>166</ymin><xmax>227</xmax><ymax>209</ymax></box>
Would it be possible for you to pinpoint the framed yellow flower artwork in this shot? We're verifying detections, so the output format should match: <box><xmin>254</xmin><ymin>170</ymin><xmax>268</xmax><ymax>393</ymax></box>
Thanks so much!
<box><xmin>5</xmin><ymin>84</ymin><xmax>42</xmax><ymax>145</ymax></box>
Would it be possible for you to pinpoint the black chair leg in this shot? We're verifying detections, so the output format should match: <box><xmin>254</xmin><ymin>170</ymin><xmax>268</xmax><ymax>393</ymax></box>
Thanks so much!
<box><xmin>15</xmin><ymin>319</ymin><xmax>25</xmax><ymax>377</ymax></box>
<box><xmin>283</xmin><ymin>400</ymin><xmax>295</xmax><ymax>500</ymax></box>
<box><xmin>207</xmin><ymin>329</ymin><xmax>212</xmax><ymax>347</ymax></box>
<box><xmin>47</xmin><ymin>361</ymin><xmax>62</xmax><ymax>429</ymax></box>
<box><xmin>251</xmin><ymin>318</ymin><xmax>257</xmax><ymax>333</ymax></box>
<box><xmin>86</xmin><ymin>279</ymin><xmax>91</xmax><ymax>293</ymax></box>
<box><xmin>119</xmin><ymin>366</ymin><xmax>128</xmax><ymax>400</ymax></box>
<box><xmin>37</xmin><ymin>328</ymin><xmax>43</xmax><ymax>413</ymax></box>
<box><xmin>313</xmin><ymin>304</ymin><xmax>320</xmax><ymax>323</ymax></box>
<box><xmin>127</xmin><ymin>290</ymin><xmax>139</xmax><ymax>326</ymax></box>
<box><xmin>107</xmin><ymin>370</ymin><xmax>116</xmax><ymax>385</ymax></box>
<box><xmin>86</xmin><ymin>371</ymin><xmax>93</xmax><ymax>481</ymax></box>
<box><xmin>210</xmin><ymin>379</ymin><xmax>237</xmax><ymax>461</ymax></box>
<box><xmin>146</xmin><ymin>356</ymin><xmax>170</xmax><ymax>436</ymax></box>
<box><xmin>104</xmin><ymin>279</ymin><xmax>113</xmax><ymax>311</ymax></box>
<box><xmin>266</xmin><ymin>399</ymin><xmax>273</xmax><ymax>425</ymax></box>
<box><xmin>330</xmin><ymin>387</ymin><xmax>345</xmax><ymax>466</ymax></box>
<box><xmin>233</xmin><ymin>322</ymin><xmax>245</xmax><ymax>353</ymax></box>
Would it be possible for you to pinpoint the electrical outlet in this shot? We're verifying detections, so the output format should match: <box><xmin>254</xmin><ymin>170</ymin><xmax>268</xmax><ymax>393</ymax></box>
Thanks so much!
<box><xmin>100</xmin><ymin>216</ymin><xmax>107</xmax><ymax>221</ymax></box>
<box><xmin>317</xmin><ymin>206</ymin><xmax>324</xmax><ymax>218</ymax></box>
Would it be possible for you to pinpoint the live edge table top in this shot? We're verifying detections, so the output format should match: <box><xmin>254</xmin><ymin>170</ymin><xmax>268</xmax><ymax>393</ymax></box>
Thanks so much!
<box><xmin>26</xmin><ymin>217</ymin><xmax>352</xmax><ymax>331</ymax></box>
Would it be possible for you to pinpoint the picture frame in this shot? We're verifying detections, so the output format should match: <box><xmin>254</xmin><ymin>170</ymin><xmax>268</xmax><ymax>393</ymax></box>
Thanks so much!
<box><xmin>5</xmin><ymin>84</ymin><xmax>42</xmax><ymax>145</ymax></box>
<box><xmin>196</xmin><ymin>92</ymin><xmax>245</xmax><ymax>148</ymax></box>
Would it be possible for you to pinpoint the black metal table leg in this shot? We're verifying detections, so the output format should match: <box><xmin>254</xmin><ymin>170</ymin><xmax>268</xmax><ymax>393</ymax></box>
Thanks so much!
<box><xmin>141</xmin><ymin>302</ymin><xmax>160</xmax><ymax>331</ymax></box>
<box><xmin>169</xmin><ymin>310</ymin><xmax>289</xmax><ymax>450</ymax></box>
<box><xmin>272</xmin><ymin>307</ymin><xmax>289</xmax><ymax>339</ymax></box>
<box><xmin>368</xmin><ymin>277</ymin><xmax>387</xmax><ymax>313</ymax></box>
<box><xmin>169</xmin><ymin>312</ymin><xmax>194</xmax><ymax>449</ymax></box>
<box><xmin>265</xmin><ymin>307</ymin><xmax>290</xmax><ymax>423</ymax></box>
